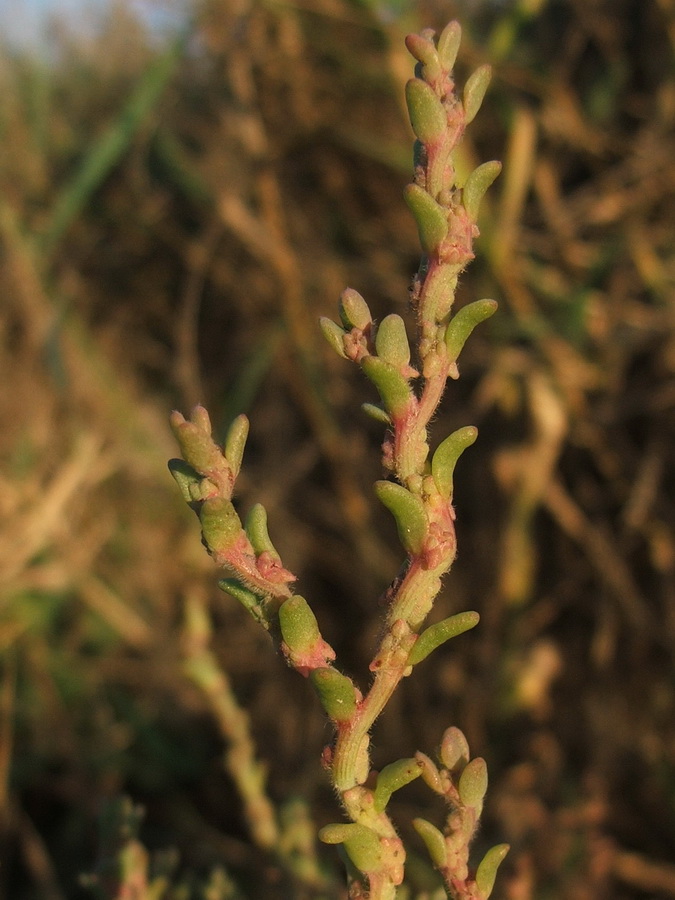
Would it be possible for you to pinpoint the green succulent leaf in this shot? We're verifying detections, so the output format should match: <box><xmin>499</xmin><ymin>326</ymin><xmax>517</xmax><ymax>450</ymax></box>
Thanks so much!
<box><xmin>405</xmin><ymin>78</ymin><xmax>447</xmax><ymax>144</ymax></box>
<box><xmin>404</xmin><ymin>183</ymin><xmax>449</xmax><ymax>254</ymax></box>
<box><xmin>190</xmin><ymin>405</ymin><xmax>212</xmax><ymax>434</ymax></box>
<box><xmin>279</xmin><ymin>595</ymin><xmax>321</xmax><ymax>654</ymax></box>
<box><xmin>218</xmin><ymin>579</ymin><xmax>268</xmax><ymax>627</ymax></box>
<box><xmin>361</xmin><ymin>356</ymin><xmax>413</xmax><ymax>419</ymax></box>
<box><xmin>463</xmin><ymin>161</ymin><xmax>502</xmax><ymax>222</ymax></box>
<box><xmin>416</xmin><ymin>751</ymin><xmax>444</xmax><ymax>793</ymax></box>
<box><xmin>408</xmin><ymin>611</ymin><xmax>480</xmax><ymax>665</ymax></box>
<box><xmin>422</xmin><ymin>59</ymin><xmax>442</xmax><ymax>83</ymax></box>
<box><xmin>319</xmin><ymin>317</ymin><xmax>348</xmax><ymax>359</ymax></box>
<box><xmin>167</xmin><ymin>458</ymin><xmax>201</xmax><ymax>503</ymax></box>
<box><xmin>475</xmin><ymin>843</ymin><xmax>510</xmax><ymax>899</ymax></box>
<box><xmin>319</xmin><ymin>824</ymin><xmax>382</xmax><ymax>874</ymax></box>
<box><xmin>224</xmin><ymin>414</ymin><xmax>249</xmax><ymax>479</ymax></box>
<box><xmin>339</xmin><ymin>288</ymin><xmax>372</xmax><ymax>330</ymax></box>
<box><xmin>310</xmin><ymin>668</ymin><xmax>357</xmax><ymax>723</ymax></box>
<box><xmin>431</xmin><ymin>426</ymin><xmax>478</xmax><ymax>500</ymax></box>
<box><xmin>458</xmin><ymin>756</ymin><xmax>488</xmax><ymax>808</ymax></box>
<box><xmin>245</xmin><ymin>503</ymin><xmax>280</xmax><ymax>559</ymax></box>
<box><xmin>437</xmin><ymin>20</ymin><xmax>462</xmax><ymax>71</ymax></box>
<box><xmin>170</xmin><ymin>412</ymin><xmax>223</xmax><ymax>474</ymax></box>
<box><xmin>412</xmin><ymin>818</ymin><xmax>448</xmax><ymax>868</ymax></box>
<box><xmin>375</xmin><ymin>314</ymin><xmax>411</xmax><ymax>369</ymax></box>
<box><xmin>439</xmin><ymin>726</ymin><xmax>470</xmax><ymax>773</ymax></box>
<box><xmin>463</xmin><ymin>64</ymin><xmax>492</xmax><ymax>124</ymax></box>
<box><xmin>374</xmin><ymin>481</ymin><xmax>428</xmax><ymax>555</ymax></box>
<box><xmin>199</xmin><ymin>497</ymin><xmax>242</xmax><ymax>553</ymax></box>
<box><xmin>373</xmin><ymin>757</ymin><xmax>423</xmax><ymax>812</ymax></box>
<box><xmin>319</xmin><ymin>823</ymin><xmax>356</xmax><ymax>845</ymax></box>
<box><xmin>361</xmin><ymin>402</ymin><xmax>392</xmax><ymax>425</ymax></box>
<box><xmin>444</xmin><ymin>299</ymin><xmax>498</xmax><ymax>366</ymax></box>
<box><xmin>404</xmin><ymin>32</ymin><xmax>440</xmax><ymax>68</ymax></box>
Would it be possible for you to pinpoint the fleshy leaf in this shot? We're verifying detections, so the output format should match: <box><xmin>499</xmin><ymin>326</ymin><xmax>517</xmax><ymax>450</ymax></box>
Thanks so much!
<box><xmin>319</xmin><ymin>824</ymin><xmax>382</xmax><ymax>874</ymax></box>
<box><xmin>413</xmin><ymin>818</ymin><xmax>448</xmax><ymax>868</ymax></box>
<box><xmin>190</xmin><ymin>405</ymin><xmax>212</xmax><ymax>434</ymax></box>
<box><xmin>415</xmin><ymin>751</ymin><xmax>444</xmax><ymax>793</ymax></box>
<box><xmin>375</xmin><ymin>314</ymin><xmax>411</xmax><ymax>370</ymax></box>
<box><xmin>319</xmin><ymin>823</ymin><xmax>357</xmax><ymax>844</ymax></box>
<box><xmin>278</xmin><ymin>595</ymin><xmax>321</xmax><ymax>654</ymax></box>
<box><xmin>373</xmin><ymin>757</ymin><xmax>423</xmax><ymax>812</ymax></box>
<box><xmin>199</xmin><ymin>498</ymin><xmax>242</xmax><ymax>553</ymax></box>
<box><xmin>463</xmin><ymin>161</ymin><xmax>502</xmax><ymax>222</ymax></box>
<box><xmin>339</xmin><ymin>288</ymin><xmax>372</xmax><ymax>330</ymax></box>
<box><xmin>170</xmin><ymin>411</ymin><xmax>223</xmax><ymax>474</ymax></box>
<box><xmin>463</xmin><ymin>64</ymin><xmax>492</xmax><ymax>124</ymax></box>
<box><xmin>475</xmin><ymin>844</ymin><xmax>510</xmax><ymax>899</ymax></box>
<box><xmin>445</xmin><ymin>299</ymin><xmax>498</xmax><ymax>366</ymax></box>
<box><xmin>168</xmin><ymin>458</ymin><xmax>201</xmax><ymax>503</ymax></box>
<box><xmin>407</xmin><ymin>611</ymin><xmax>480</xmax><ymax>665</ymax></box>
<box><xmin>404</xmin><ymin>32</ymin><xmax>440</xmax><ymax>68</ymax></box>
<box><xmin>245</xmin><ymin>503</ymin><xmax>280</xmax><ymax>559</ymax></box>
<box><xmin>319</xmin><ymin>317</ymin><xmax>348</xmax><ymax>359</ymax></box>
<box><xmin>224</xmin><ymin>414</ymin><xmax>249</xmax><ymax>479</ymax></box>
<box><xmin>310</xmin><ymin>668</ymin><xmax>357</xmax><ymax>723</ymax></box>
<box><xmin>374</xmin><ymin>481</ymin><xmax>428</xmax><ymax>555</ymax></box>
<box><xmin>218</xmin><ymin>579</ymin><xmax>267</xmax><ymax>627</ymax></box>
<box><xmin>361</xmin><ymin>402</ymin><xmax>392</xmax><ymax>425</ymax></box>
<box><xmin>438</xmin><ymin>20</ymin><xmax>461</xmax><ymax>71</ymax></box>
<box><xmin>405</xmin><ymin>78</ymin><xmax>447</xmax><ymax>144</ymax></box>
<box><xmin>404</xmin><ymin>184</ymin><xmax>449</xmax><ymax>254</ymax></box>
<box><xmin>439</xmin><ymin>726</ymin><xmax>470</xmax><ymax>773</ymax></box>
<box><xmin>361</xmin><ymin>356</ymin><xmax>413</xmax><ymax>419</ymax></box>
<box><xmin>458</xmin><ymin>756</ymin><xmax>488</xmax><ymax>808</ymax></box>
<box><xmin>431</xmin><ymin>426</ymin><xmax>478</xmax><ymax>500</ymax></box>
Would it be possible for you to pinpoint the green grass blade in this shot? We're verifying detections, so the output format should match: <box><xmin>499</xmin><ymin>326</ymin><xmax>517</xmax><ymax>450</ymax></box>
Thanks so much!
<box><xmin>41</xmin><ymin>36</ymin><xmax>185</xmax><ymax>256</ymax></box>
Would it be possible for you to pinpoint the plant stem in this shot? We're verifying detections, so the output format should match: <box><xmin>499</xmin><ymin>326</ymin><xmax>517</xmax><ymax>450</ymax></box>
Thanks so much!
<box><xmin>333</xmin><ymin>669</ymin><xmax>401</xmax><ymax>794</ymax></box>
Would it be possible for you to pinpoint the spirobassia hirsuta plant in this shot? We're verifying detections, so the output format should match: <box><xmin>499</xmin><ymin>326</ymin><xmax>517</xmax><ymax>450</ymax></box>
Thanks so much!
<box><xmin>169</xmin><ymin>20</ymin><xmax>508</xmax><ymax>900</ymax></box>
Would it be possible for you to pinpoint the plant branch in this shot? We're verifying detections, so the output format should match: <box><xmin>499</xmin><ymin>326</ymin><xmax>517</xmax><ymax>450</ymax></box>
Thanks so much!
<box><xmin>169</xmin><ymin>19</ymin><xmax>507</xmax><ymax>900</ymax></box>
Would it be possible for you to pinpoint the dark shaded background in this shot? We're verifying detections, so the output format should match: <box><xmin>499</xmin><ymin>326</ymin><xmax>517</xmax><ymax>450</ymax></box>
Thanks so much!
<box><xmin>1</xmin><ymin>0</ymin><xmax>674</xmax><ymax>897</ymax></box>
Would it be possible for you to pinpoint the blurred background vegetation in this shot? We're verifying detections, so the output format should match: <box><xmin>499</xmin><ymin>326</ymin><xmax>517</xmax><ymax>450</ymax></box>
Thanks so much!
<box><xmin>1</xmin><ymin>0</ymin><xmax>674</xmax><ymax>897</ymax></box>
